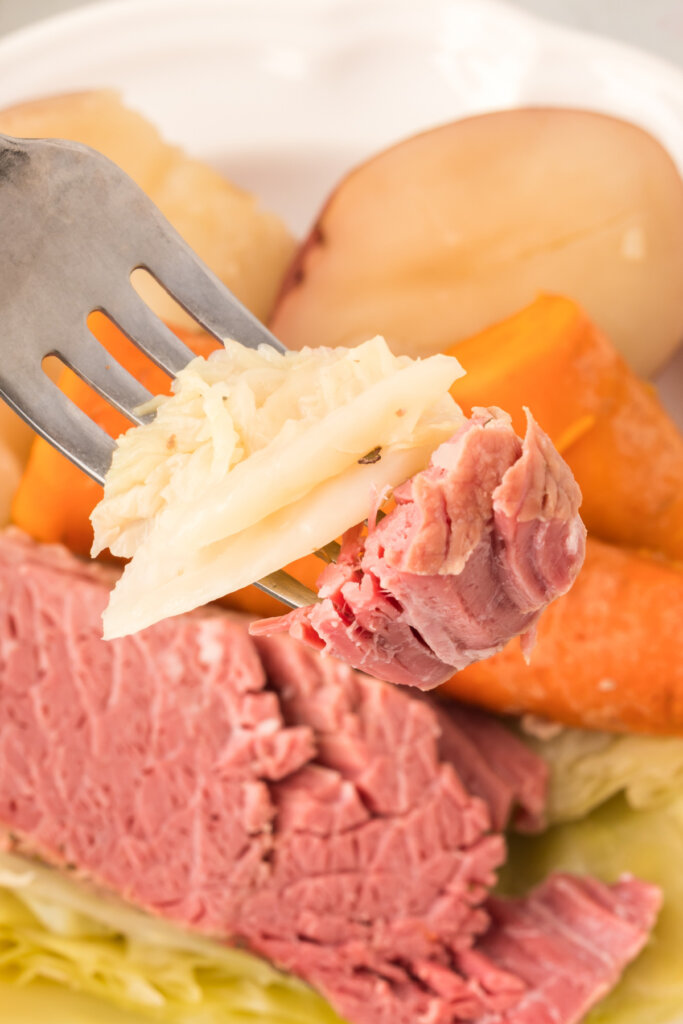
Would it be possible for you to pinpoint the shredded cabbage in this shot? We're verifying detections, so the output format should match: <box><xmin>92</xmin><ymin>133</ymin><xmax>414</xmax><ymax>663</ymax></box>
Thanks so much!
<box><xmin>0</xmin><ymin>851</ymin><xmax>344</xmax><ymax>1023</ymax></box>
<box><xmin>502</xmin><ymin>726</ymin><xmax>683</xmax><ymax>1024</ymax></box>
<box><xmin>92</xmin><ymin>337</ymin><xmax>464</xmax><ymax>638</ymax></box>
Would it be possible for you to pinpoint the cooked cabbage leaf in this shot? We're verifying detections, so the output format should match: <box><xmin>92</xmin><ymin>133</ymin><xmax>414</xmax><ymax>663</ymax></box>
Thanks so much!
<box><xmin>0</xmin><ymin>851</ymin><xmax>344</xmax><ymax>1023</ymax></box>
<box><xmin>523</xmin><ymin>724</ymin><xmax>683</xmax><ymax>823</ymax></box>
<box><xmin>502</xmin><ymin>725</ymin><xmax>683</xmax><ymax>1024</ymax></box>
<box><xmin>91</xmin><ymin>337</ymin><xmax>464</xmax><ymax>638</ymax></box>
<box><xmin>0</xmin><ymin>980</ymin><xmax>154</xmax><ymax>1024</ymax></box>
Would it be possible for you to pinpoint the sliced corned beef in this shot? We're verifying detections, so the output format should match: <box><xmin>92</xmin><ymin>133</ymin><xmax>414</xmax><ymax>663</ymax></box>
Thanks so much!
<box><xmin>0</xmin><ymin>529</ymin><xmax>501</xmax><ymax>953</ymax></box>
<box><xmin>299</xmin><ymin>874</ymin><xmax>660</xmax><ymax>1024</ymax></box>
<box><xmin>251</xmin><ymin>633</ymin><xmax>504</xmax><ymax>960</ymax></box>
<box><xmin>475</xmin><ymin>874</ymin><xmax>661</xmax><ymax>1024</ymax></box>
<box><xmin>0</xmin><ymin>530</ymin><xmax>656</xmax><ymax>1024</ymax></box>
<box><xmin>251</xmin><ymin>408</ymin><xmax>586</xmax><ymax>690</ymax></box>
<box><xmin>0</xmin><ymin>530</ymin><xmax>314</xmax><ymax>929</ymax></box>
<box><xmin>433</xmin><ymin>702</ymin><xmax>547</xmax><ymax>834</ymax></box>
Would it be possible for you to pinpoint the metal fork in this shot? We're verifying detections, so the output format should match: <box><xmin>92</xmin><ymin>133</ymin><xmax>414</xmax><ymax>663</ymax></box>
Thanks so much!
<box><xmin>0</xmin><ymin>133</ymin><xmax>335</xmax><ymax>608</ymax></box>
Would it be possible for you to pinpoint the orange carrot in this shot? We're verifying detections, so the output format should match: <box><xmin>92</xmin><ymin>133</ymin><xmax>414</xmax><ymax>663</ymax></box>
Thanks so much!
<box><xmin>440</xmin><ymin>537</ymin><xmax>683</xmax><ymax>734</ymax></box>
<box><xmin>11</xmin><ymin>314</ymin><xmax>220</xmax><ymax>555</ymax></box>
<box><xmin>448</xmin><ymin>294</ymin><xmax>683</xmax><ymax>560</ymax></box>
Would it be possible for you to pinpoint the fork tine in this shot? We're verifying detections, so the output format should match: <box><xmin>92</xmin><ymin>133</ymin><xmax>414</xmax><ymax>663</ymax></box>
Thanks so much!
<box><xmin>104</xmin><ymin>286</ymin><xmax>198</xmax><ymax>376</ymax></box>
<box><xmin>137</xmin><ymin>221</ymin><xmax>285</xmax><ymax>353</ymax></box>
<box><xmin>56</xmin><ymin>325</ymin><xmax>154</xmax><ymax>425</ymax></box>
<box><xmin>257</xmin><ymin>570</ymin><xmax>320</xmax><ymax>609</ymax></box>
<box><xmin>0</xmin><ymin>369</ymin><xmax>115</xmax><ymax>485</ymax></box>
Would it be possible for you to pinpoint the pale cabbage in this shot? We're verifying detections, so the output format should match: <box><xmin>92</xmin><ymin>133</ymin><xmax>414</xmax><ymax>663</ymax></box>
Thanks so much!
<box><xmin>0</xmin><ymin>850</ymin><xmax>344</xmax><ymax>1023</ymax></box>
<box><xmin>92</xmin><ymin>336</ymin><xmax>464</xmax><ymax>638</ymax></box>
<box><xmin>523</xmin><ymin>725</ymin><xmax>683</xmax><ymax>823</ymax></box>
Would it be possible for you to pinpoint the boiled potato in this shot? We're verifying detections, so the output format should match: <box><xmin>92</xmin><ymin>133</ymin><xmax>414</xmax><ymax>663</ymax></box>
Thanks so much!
<box><xmin>270</xmin><ymin>109</ymin><xmax>683</xmax><ymax>377</ymax></box>
<box><xmin>0</xmin><ymin>90</ymin><xmax>175</xmax><ymax>192</ymax></box>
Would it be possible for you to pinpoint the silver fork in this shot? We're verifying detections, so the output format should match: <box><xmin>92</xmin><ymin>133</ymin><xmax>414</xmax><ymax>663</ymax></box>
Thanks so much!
<box><xmin>0</xmin><ymin>133</ymin><xmax>336</xmax><ymax>608</ymax></box>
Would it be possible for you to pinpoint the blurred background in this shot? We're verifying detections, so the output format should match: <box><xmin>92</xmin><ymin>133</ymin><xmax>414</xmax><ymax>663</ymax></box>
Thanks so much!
<box><xmin>0</xmin><ymin>0</ymin><xmax>682</xmax><ymax>66</ymax></box>
<box><xmin>2</xmin><ymin>0</ymin><xmax>683</xmax><ymax>66</ymax></box>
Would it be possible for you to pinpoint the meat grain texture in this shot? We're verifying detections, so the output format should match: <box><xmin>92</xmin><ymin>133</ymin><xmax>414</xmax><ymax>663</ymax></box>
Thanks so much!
<box><xmin>252</xmin><ymin>408</ymin><xmax>587</xmax><ymax>689</ymax></box>
<box><xmin>0</xmin><ymin>531</ymin><xmax>657</xmax><ymax>1024</ymax></box>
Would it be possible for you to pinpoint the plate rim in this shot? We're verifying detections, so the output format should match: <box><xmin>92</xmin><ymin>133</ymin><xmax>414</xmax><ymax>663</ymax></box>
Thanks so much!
<box><xmin>1</xmin><ymin>0</ymin><xmax>683</xmax><ymax>106</ymax></box>
<box><xmin>0</xmin><ymin>0</ymin><xmax>681</xmax><ymax>71</ymax></box>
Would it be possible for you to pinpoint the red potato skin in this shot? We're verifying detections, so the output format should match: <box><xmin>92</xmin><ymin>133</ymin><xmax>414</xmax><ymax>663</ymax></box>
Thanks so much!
<box><xmin>269</xmin><ymin>108</ymin><xmax>683</xmax><ymax>378</ymax></box>
<box><xmin>275</xmin><ymin>222</ymin><xmax>324</xmax><ymax>308</ymax></box>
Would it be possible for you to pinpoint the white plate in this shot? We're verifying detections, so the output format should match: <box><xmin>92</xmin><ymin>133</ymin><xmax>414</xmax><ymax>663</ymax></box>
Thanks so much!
<box><xmin>2</xmin><ymin>0</ymin><xmax>683</xmax><ymax>230</ymax></box>
<box><xmin>0</xmin><ymin>5</ymin><xmax>681</xmax><ymax>1022</ymax></box>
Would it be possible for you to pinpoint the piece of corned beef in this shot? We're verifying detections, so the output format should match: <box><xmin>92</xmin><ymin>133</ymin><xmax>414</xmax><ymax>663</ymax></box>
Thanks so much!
<box><xmin>251</xmin><ymin>408</ymin><xmax>587</xmax><ymax>690</ymax></box>
<box><xmin>0</xmin><ymin>530</ymin><xmax>657</xmax><ymax>1024</ymax></box>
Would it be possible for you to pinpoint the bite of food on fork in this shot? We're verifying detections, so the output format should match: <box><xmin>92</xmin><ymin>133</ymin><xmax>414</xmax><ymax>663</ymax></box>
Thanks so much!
<box><xmin>0</xmin><ymin>131</ymin><xmax>586</xmax><ymax>687</ymax></box>
<box><xmin>251</xmin><ymin>407</ymin><xmax>585</xmax><ymax>688</ymax></box>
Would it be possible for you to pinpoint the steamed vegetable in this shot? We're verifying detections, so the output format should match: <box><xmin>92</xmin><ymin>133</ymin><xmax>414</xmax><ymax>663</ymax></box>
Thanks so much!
<box><xmin>441</xmin><ymin>537</ymin><xmax>683</xmax><ymax>734</ymax></box>
<box><xmin>448</xmin><ymin>295</ymin><xmax>683</xmax><ymax>559</ymax></box>
<box><xmin>524</xmin><ymin>726</ymin><xmax>683</xmax><ymax>823</ymax></box>
<box><xmin>15</xmin><ymin>295</ymin><xmax>683</xmax><ymax>575</ymax></box>
<box><xmin>0</xmin><ymin>983</ymin><xmax>153</xmax><ymax>1024</ymax></box>
<box><xmin>270</xmin><ymin>108</ymin><xmax>683</xmax><ymax>376</ymax></box>
<box><xmin>503</xmin><ymin>727</ymin><xmax>683</xmax><ymax>1024</ymax></box>
<box><xmin>0</xmin><ymin>442</ymin><xmax>23</xmax><ymax>529</ymax></box>
<box><xmin>91</xmin><ymin>337</ymin><xmax>464</xmax><ymax>637</ymax></box>
<box><xmin>0</xmin><ymin>851</ymin><xmax>343</xmax><ymax>1023</ymax></box>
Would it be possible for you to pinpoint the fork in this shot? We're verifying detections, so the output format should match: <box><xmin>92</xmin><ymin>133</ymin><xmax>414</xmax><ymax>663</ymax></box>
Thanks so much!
<box><xmin>0</xmin><ymin>132</ymin><xmax>336</xmax><ymax>609</ymax></box>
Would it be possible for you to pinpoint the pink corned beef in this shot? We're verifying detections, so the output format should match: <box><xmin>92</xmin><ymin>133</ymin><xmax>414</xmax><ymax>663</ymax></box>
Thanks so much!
<box><xmin>0</xmin><ymin>530</ymin><xmax>658</xmax><ymax>1024</ymax></box>
<box><xmin>251</xmin><ymin>408</ymin><xmax>586</xmax><ymax>689</ymax></box>
<box><xmin>433</xmin><ymin>702</ymin><xmax>547</xmax><ymax>834</ymax></box>
<box><xmin>475</xmin><ymin>876</ymin><xmax>660</xmax><ymax>1024</ymax></box>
